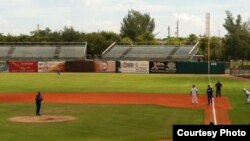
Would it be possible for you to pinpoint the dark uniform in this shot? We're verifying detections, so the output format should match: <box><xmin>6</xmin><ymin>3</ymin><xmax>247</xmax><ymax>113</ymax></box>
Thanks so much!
<box><xmin>57</xmin><ymin>67</ymin><xmax>61</xmax><ymax>76</ymax></box>
<box><xmin>207</xmin><ymin>85</ymin><xmax>213</xmax><ymax>105</ymax></box>
<box><xmin>35</xmin><ymin>92</ymin><xmax>43</xmax><ymax>116</ymax></box>
<box><xmin>215</xmin><ymin>81</ymin><xmax>223</xmax><ymax>97</ymax></box>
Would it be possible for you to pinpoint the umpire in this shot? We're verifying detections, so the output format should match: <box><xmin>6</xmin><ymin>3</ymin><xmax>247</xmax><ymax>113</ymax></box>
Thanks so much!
<box><xmin>35</xmin><ymin>92</ymin><xmax>43</xmax><ymax>116</ymax></box>
<box><xmin>215</xmin><ymin>80</ymin><xmax>223</xmax><ymax>97</ymax></box>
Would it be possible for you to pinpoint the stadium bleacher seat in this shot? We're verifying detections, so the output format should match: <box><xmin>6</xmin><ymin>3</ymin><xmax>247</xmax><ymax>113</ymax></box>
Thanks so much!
<box><xmin>102</xmin><ymin>43</ymin><xmax>200</xmax><ymax>61</ymax></box>
<box><xmin>0</xmin><ymin>43</ymin><xmax>87</xmax><ymax>60</ymax></box>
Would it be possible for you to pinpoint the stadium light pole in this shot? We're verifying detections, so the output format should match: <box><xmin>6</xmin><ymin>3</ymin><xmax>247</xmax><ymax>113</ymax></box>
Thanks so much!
<box><xmin>205</xmin><ymin>13</ymin><xmax>210</xmax><ymax>75</ymax></box>
<box><xmin>37</xmin><ymin>24</ymin><xmax>40</xmax><ymax>38</ymax></box>
<box><xmin>206</xmin><ymin>12</ymin><xmax>217</xmax><ymax>125</ymax></box>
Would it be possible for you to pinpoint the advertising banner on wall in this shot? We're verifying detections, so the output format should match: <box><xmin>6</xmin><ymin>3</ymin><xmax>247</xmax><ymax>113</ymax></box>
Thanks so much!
<box><xmin>149</xmin><ymin>61</ymin><xmax>176</xmax><ymax>73</ymax></box>
<box><xmin>8</xmin><ymin>61</ymin><xmax>38</xmax><ymax>72</ymax></box>
<box><xmin>94</xmin><ymin>60</ymin><xmax>116</xmax><ymax>72</ymax></box>
<box><xmin>120</xmin><ymin>61</ymin><xmax>149</xmax><ymax>73</ymax></box>
<box><xmin>38</xmin><ymin>61</ymin><xmax>65</xmax><ymax>72</ymax></box>
<box><xmin>134</xmin><ymin>61</ymin><xmax>149</xmax><ymax>73</ymax></box>
<box><xmin>0</xmin><ymin>61</ymin><xmax>8</xmax><ymax>72</ymax></box>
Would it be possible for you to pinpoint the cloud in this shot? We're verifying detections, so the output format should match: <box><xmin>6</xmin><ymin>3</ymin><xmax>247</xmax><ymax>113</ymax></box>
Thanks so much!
<box><xmin>0</xmin><ymin>18</ymin><xmax>16</xmax><ymax>35</ymax></box>
<box><xmin>62</xmin><ymin>20</ymin><xmax>73</xmax><ymax>28</ymax></box>
<box><xmin>0</xmin><ymin>18</ymin><xmax>9</xmax><ymax>27</ymax></box>
<box><xmin>172</xmin><ymin>13</ymin><xmax>204</xmax><ymax>36</ymax></box>
<box><xmin>77</xmin><ymin>19</ymin><xmax>120</xmax><ymax>33</ymax></box>
<box><xmin>83</xmin><ymin>0</ymin><xmax>108</xmax><ymax>6</ymax></box>
<box><xmin>0</xmin><ymin>0</ymin><xmax>249</xmax><ymax>38</ymax></box>
<box><xmin>173</xmin><ymin>13</ymin><xmax>203</xmax><ymax>24</ymax></box>
<box><xmin>1</xmin><ymin>0</ymin><xmax>35</xmax><ymax>16</ymax></box>
<box><xmin>0</xmin><ymin>17</ymin><xmax>34</xmax><ymax>36</ymax></box>
<box><xmin>80</xmin><ymin>0</ymin><xmax>169</xmax><ymax>14</ymax></box>
<box><xmin>1</xmin><ymin>0</ymin><xmax>71</xmax><ymax>19</ymax></box>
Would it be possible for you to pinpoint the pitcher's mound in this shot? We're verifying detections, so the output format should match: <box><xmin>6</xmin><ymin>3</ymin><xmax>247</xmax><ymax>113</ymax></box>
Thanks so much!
<box><xmin>9</xmin><ymin>115</ymin><xmax>76</xmax><ymax>123</ymax></box>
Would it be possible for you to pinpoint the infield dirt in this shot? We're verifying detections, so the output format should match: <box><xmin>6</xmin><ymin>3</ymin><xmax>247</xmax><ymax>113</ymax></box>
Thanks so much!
<box><xmin>0</xmin><ymin>93</ymin><xmax>231</xmax><ymax>124</ymax></box>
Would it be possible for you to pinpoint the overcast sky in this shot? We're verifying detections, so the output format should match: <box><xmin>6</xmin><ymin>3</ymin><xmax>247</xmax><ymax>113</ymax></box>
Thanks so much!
<box><xmin>0</xmin><ymin>0</ymin><xmax>249</xmax><ymax>38</ymax></box>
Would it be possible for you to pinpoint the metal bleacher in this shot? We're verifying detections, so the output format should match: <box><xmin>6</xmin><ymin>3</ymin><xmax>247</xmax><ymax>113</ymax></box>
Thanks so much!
<box><xmin>11</xmin><ymin>46</ymin><xmax>56</xmax><ymax>59</ymax></box>
<box><xmin>171</xmin><ymin>46</ymin><xmax>193</xmax><ymax>60</ymax></box>
<box><xmin>0</xmin><ymin>46</ymin><xmax>11</xmax><ymax>58</ymax></box>
<box><xmin>59</xmin><ymin>46</ymin><xmax>87</xmax><ymax>59</ymax></box>
<box><xmin>103</xmin><ymin>46</ymin><xmax>130</xmax><ymax>59</ymax></box>
<box><xmin>123</xmin><ymin>46</ymin><xmax>176</xmax><ymax>59</ymax></box>
<box><xmin>102</xmin><ymin>42</ymin><xmax>200</xmax><ymax>61</ymax></box>
<box><xmin>0</xmin><ymin>42</ymin><xmax>87</xmax><ymax>61</ymax></box>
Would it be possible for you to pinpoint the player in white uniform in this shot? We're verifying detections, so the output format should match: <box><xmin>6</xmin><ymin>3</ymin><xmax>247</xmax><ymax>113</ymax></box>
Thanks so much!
<box><xmin>243</xmin><ymin>88</ymin><xmax>250</xmax><ymax>104</ymax></box>
<box><xmin>190</xmin><ymin>85</ymin><xmax>198</xmax><ymax>104</ymax></box>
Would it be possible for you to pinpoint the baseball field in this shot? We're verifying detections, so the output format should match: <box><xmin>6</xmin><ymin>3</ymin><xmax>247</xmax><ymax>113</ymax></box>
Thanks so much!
<box><xmin>0</xmin><ymin>73</ymin><xmax>249</xmax><ymax>141</ymax></box>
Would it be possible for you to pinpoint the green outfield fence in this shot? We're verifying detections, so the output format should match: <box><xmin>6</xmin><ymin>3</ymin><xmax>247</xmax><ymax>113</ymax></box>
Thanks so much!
<box><xmin>176</xmin><ymin>62</ymin><xmax>225</xmax><ymax>74</ymax></box>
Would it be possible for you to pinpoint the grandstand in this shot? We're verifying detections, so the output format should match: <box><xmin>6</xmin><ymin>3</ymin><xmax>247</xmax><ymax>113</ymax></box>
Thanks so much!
<box><xmin>102</xmin><ymin>42</ymin><xmax>202</xmax><ymax>61</ymax></box>
<box><xmin>0</xmin><ymin>42</ymin><xmax>87</xmax><ymax>61</ymax></box>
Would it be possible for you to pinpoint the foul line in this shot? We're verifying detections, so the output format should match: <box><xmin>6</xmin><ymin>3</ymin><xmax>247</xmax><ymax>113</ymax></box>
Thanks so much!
<box><xmin>208</xmin><ymin>74</ymin><xmax>217</xmax><ymax>125</ymax></box>
<box><xmin>212</xmin><ymin>97</ymin><xmax>217</xmax><ymax>125</ymax></box>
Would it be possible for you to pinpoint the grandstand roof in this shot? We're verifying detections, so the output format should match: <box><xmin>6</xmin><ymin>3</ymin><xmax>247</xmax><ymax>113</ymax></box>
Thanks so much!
<box><xmin>102</xmin><ymin>42</ymin><xmax>201</xmax><ymax>61</ymax></box>
<box><xmin>0</xmin><ymin>42</ymin><xmax>87</xmax><ymax>61</ymax></box>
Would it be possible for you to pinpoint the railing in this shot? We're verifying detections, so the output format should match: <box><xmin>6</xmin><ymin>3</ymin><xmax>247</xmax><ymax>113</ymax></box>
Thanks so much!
<box><xmin>102</xmin><ymin>42</ymin><xmax>116</xmax><ymax>55</ymax></box>
<box><xmin>0</xmin><ymin>42</ymin><xmax>87</xmax><ymax>46</ymax></box>
<box><xmin>188</xmin><ymin>42</ymin><xmax>199</xmax><ymax>61</ymax></box>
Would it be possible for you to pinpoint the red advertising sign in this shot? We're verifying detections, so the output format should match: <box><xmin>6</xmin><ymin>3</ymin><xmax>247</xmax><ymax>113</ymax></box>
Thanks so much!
<box><xmin>8</xmin><ymin>61</ymin><xmax>38</xmax><ymax>72</ymax></box>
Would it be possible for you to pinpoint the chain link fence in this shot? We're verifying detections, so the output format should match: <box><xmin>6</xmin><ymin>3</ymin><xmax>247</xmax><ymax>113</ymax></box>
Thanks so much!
<box><xmin>227</xmin><ymin>60</ymin><xmax>250</xmax><ymax>78</ymax></box>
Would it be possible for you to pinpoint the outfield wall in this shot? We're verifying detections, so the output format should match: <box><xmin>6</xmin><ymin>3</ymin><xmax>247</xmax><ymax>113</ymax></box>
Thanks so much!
<box><xmin>177</xmin><ymin>62</ymin><xmax>225</xmax><ymax>74</ymax></box>
<box><xmin>117</xmin><ymin>61</ymin><xmax>149</xmax><ymax>73</ymax></box>
<box><xmin>149</xmin><ymin>61</ymin><xmax>176</xmax><ymax>73</ymax></box>
<box><xmin>116</xmin><ymin>61</ymin><xmax>224</xmax><ymax>74</ymax></box>
<box><xmin>0</xmin><ymin>60</ymin><xmax>226</xmax><ymax>74</ymax></box>
<box><xmin>8</xmin><ymin>61</ymin><xmax>38</xmax><ymax>72</ymax></box>
<box><xmin>65</xmin><ymin>61</ymin><xmax>94</xmax><ymax>72</ymax></box>
<box><xmin>38</xmin><ymin>61</ymin><xmax>65</xmax><ymax>72</ymax></box>
<box><xmin>94</xmin><ymin>60</ymin><xmax>116</xmax><ymax>72</ymax></box>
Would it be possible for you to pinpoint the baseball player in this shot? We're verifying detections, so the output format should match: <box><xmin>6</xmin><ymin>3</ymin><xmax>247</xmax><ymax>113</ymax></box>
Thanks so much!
<box><xmin>35</xmin><ymin>92</ymin><xmax>43</xmax><ymax>116</ymax></box>
<box><xmin>190</xmin><ymin>85</ymin><xmax>198</xmax><ymax>104</ymax></box>
<box><xmin>243</xmin><ymin>88</ymin><xmax>250</xmax><ymax>104</ymax></box>
<box><xmin>207</xmin><ymin>85</ymin><xmax>213</xmax><ymax>105</ymax></box>
<box><xmin>57</xmin><ymin>67</ymin><xmax>61</xmax><ymax>76</ymax></box>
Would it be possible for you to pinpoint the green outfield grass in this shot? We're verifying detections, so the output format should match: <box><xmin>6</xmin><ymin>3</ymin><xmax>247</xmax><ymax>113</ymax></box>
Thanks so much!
<box><xmin>1</xmin><ymin>73</ymin><xmax>246</xmax><ymax>94</ymax></box>
<box><xmin>0</xmin><ymin>73</ymin><xmax>250</xmax><ymax>141</ymax></box>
